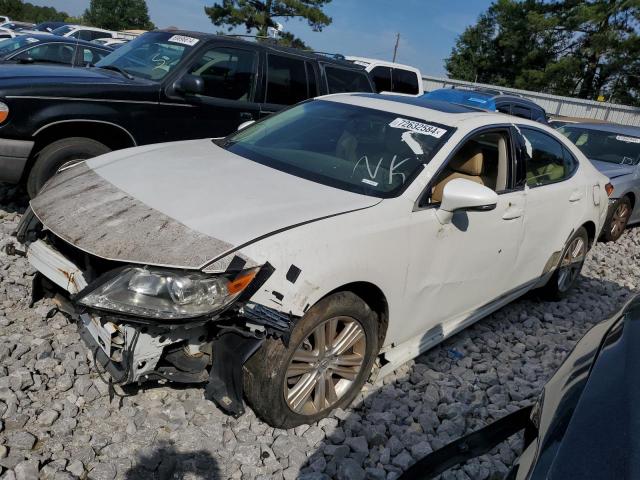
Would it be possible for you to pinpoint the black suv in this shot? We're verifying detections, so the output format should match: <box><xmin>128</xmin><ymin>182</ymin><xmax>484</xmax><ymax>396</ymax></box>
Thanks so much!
<box><xmin>0</xmin><ymin>30</ymin><xmax>374</xmax><ymax>195</ymax></box>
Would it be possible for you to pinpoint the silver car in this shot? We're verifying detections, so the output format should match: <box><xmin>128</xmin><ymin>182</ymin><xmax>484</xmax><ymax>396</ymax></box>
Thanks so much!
<box><xmin>558</xmin><ymin>122</ymin><xmax>640</xmax><ymax>241</ymax></box>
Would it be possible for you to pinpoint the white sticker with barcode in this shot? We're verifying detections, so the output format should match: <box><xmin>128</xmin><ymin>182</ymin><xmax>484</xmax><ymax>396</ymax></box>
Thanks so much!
<box><xmin>168</xmin><ymin>35</ymin><xmax>199</xmax><ymax>47</ymax></box>
<box><xmin>616</xmin><ymin>135</ymin><xmax>640</xmax><ymax>144</ymax></box>
<box><xmin>389</xmin><ymin>118</ymin><xmax>447</xmax><ymax>138</ymax></box>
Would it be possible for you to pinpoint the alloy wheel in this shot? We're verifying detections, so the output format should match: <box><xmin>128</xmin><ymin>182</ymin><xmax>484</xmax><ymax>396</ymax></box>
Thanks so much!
<box><xmin>557</xmin><ymin>236</ymin><xmax>587</xmax><ymax>292</ymax></box>
<box><xmin>284</xmin><ymin>316</ymin><xmax>366</xmax><ymax>415</ymax></box>
<box><xmin>610</xmin><ymin>202</ymin><xmax>630</xmax><ymax>239</ymax></box>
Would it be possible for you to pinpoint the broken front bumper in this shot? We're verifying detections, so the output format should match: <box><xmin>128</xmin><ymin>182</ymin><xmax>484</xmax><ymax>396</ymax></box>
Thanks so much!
<box><xmin>17</xmin><ymin>210</ymin><xmax>289</xmax><ymax>417</ymax></box>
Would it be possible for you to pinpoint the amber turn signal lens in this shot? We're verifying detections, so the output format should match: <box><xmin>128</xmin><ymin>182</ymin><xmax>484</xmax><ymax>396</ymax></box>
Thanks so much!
<box><xmin>605</xmin><ymin>183</ymin><xmax>614</xmax><ymax>197</ymax></box>
<box><xmin>0</xmin><ymin>102</ymin><xmax>8</xmax><ymax>123</ymax></box>
<box><xmin>227</xmin><ymin>269</ymin><xmax>258</xmax><ymax>295</ymax></box>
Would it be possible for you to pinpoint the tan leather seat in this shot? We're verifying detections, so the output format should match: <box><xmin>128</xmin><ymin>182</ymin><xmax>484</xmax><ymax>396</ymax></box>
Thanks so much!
<box><xmin>432</xmin><ymin>143</ymin><xmax>485</xmax><ymax>203</ymax></box>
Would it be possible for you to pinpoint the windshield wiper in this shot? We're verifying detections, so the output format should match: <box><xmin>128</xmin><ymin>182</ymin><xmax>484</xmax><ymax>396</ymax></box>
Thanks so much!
<box><xmin>97</xmin><ymin>64</ymin><xmax>134</xmax><ymax>80</ymax></box>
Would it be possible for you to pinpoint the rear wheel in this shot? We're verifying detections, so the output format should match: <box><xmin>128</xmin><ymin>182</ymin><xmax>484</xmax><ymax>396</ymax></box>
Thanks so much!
<box><xmin>27</xmin><ymin>137</ymin><xmax>111</xmax><ymax>197</ymax></box>
<box><xmin>244</xmin><ymin>291</ymin><xmax>379</xmax><ymax>428</ymax></box>
<box><xmin>541</xmin><ymin>226</ymin><xmax>589</xmax><ymax>300</ymax></box>
<box><xmin>601</xmin><ymin>197</ymin><xmax>631</xmax><ymax>242</ymax></box>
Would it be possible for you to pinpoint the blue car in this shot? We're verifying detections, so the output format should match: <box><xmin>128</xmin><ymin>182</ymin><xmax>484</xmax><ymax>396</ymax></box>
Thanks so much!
<box><xmin>424</xmin><ymin>88</ymin><xmax>548</xmax><ymax>123</ymax></box>
<box><xmin>558</xmin><ymin>122</ymin><xmax>640</xmax><ymax>241</ymax></box>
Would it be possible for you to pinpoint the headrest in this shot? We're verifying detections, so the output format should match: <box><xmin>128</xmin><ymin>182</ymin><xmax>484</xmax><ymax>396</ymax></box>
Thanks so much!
<box><xmin>449</xmin><ymin>142</ymin><xmax>484</xmax><ymax>176</ymax></box>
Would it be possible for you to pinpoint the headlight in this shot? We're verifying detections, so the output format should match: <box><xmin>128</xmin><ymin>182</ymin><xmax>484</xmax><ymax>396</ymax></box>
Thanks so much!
<box><xmin>77</xmin><ymin>266</ymin><xmax>259</xmax><ymax>320</ymax></box>
<box><xmin>0</xmin><ymin>101</ymin><xmax>8</xmax><ymax>124</ymax></box>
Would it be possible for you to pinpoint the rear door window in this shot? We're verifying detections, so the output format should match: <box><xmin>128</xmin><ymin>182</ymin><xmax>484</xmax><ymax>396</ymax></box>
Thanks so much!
<box><xmin>77</xmin><ymin>30</ymin><xmax>92</xmax><ymax>41</ymax></box>
<box><xmin>80</xmin><ymin>46</ymin><xmax>109</xmax><ymax>65</ymax></box>
<box><xmin>325</xmin><ymin>66</ymin><xmax>372</xmax><ymax>94</ymax></box>
<box><xmin>520</xmin><ymin>128</ymin><xmax>574</xmax><ymax>187</ymax></box>
<box><xmin>306</xmin><ymin>61</ymin><xmax>318</xmax><ymax>98</ymax></box>
<box><xmin>187</xmin><ymin>46</ymin><xmax>258</xmax><ymax>101</ymax></box>
<box><xmin>512</xmin><ymin>105</ymin><xmax>532</xmax><ymax>119</ymax></box>
<box><xmin>370</xmin><ymin>65</ymin><xmax>392</xmax><ymax>92</ymax></box>
<box><xmin>392</xmin><ymin>68</ymin><xmax>419</xmax><ymax>95</ymax></box>
<box><xmin>496</xmin><ymin>103</ymin><xmax>511</xmax><ymax>114</ymax></box>
<box><xmin>18</xmin><ymin>43</ymin><xmax>75</xmax><ymax>65</ymax></box>
<box><xmin>91</xmin><ymin>31</ymin><xmax>111</xmax><ymax>41</ymax></box>
<box><xmin>266</xmin><ymin>54</ymin><xmax>308</xmax><ymax>105</ymax></box>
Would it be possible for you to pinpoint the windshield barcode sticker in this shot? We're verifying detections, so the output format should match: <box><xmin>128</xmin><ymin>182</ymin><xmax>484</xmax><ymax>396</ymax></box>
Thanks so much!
<box><xmin>168</xmin><ymin>35</ymin><xmax>199</xmax><ymax>47</ymax></box>
<box><xmin>616</xmin><ymin>135</ymin><xmax>640</xmax><ymax>144</ymax></box>
<box><xmin>389</xmin><ymin>118</ymin><xmax>447</xmax><ymax>138</ymax></box>
<box><xmin>361</xmin><ymin>178</ymin><xmax>379</xmax><ymax>187</ymax></box>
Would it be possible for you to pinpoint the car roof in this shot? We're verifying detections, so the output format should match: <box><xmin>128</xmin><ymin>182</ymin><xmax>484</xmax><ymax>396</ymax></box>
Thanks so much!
<box><xmin>321</xmin><ymin>92</ymin><xmax>518</xmax><ymax>127</ymax></box>
<box><xmin>153</xmin><ymin>29</ymin><xmax>366</xmax><ymax>69</ymax></box>
<box><xmin>564</xmin><ymin>122</ymin><xmax>640</xmax><ymax>136</ymax></box>
<box><xmin>66</xmin><ymin>25</ymin><xmax>112</xmax><ymax>33</ymax></box>
<box><xmin>345</xmin><ymin>56</ymin><xmax>420</xmax><ymax>73</ymax></box>
<box><xmin>429</xmin><ymin>89</ymin><xmax>545</xmax><ymax>112</ymax></box>
<box><xmin>493</xmin><ymin>94</ymin><xmax>542</xmax><ymax>107</ymax></box>
<box><xmin>15</xmin><ymin>34</ymin><xmax>113</xmax><ymax>49</ymax></box>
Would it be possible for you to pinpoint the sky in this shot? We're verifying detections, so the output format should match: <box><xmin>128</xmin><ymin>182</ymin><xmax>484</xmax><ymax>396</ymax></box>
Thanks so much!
<box><xmin>31</xmin><ymin>0</ymin><xmax>493</xmax><ymax>76</ymax></box>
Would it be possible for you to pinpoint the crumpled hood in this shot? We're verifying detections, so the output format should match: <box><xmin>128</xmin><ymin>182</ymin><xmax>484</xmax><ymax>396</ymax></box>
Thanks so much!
<box><xmin>30</xmin><ymin>139</ymin><xmax>380</xmax><ymax>270</ymax></box>
<box><xmin>590</xmin><ymin>158</ymin><xmax>637</xmax><ymax>179</ymax></box>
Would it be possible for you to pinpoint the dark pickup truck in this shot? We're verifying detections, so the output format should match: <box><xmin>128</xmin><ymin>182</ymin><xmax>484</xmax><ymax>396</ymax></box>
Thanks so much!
<box><xmin>0</xmin><ymin>30</ymin><xmax>374</xmax><ymax>196</ymax></box>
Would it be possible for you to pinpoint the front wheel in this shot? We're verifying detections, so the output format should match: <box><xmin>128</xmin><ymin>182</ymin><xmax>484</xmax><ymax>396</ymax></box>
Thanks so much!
<box><xmin>27</xmin><ymin>137</ymin><xmax>111</xmax><ymax>197</ymax></box>
<box><xmin>244</xmin><ymin>291</ymin><xmax>379</xmax><ymax>428</ymax></box>
<box><xmin>540</xmin><ymin>226</ymin><xmax>589</xmax><ymax>300</ymax></box>
<box><xmin>601</xmin><ymin>197</ymin><xmax>631</xmax><ymax>242</ymax></box>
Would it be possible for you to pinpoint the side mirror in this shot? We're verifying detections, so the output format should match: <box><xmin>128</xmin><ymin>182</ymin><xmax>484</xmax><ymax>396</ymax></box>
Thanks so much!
<box><xmin>17</xmin><ymin>56</ymin><xmax>35</xmax><ymax>64</ymax></box>
<box><xmin>435</xmin><ymin>178</ymin><xmax>498</xmax><ymax>224</ymax></box>
<box><xmin>174</xmin><ymin>74</ymin><xmax>204</xmax><ymax>96</ymax></box>
<box><xmin>237</xmin><ymin>120</ymin><xmax>255</xmax><ymax>131</ymax></box>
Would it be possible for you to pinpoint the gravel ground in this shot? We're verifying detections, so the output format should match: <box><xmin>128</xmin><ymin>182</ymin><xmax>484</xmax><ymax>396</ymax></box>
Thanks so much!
<box><xmin>0</xmin><ymin>182</ymin><xmax>637</xmax><ymax>480</ymax></box>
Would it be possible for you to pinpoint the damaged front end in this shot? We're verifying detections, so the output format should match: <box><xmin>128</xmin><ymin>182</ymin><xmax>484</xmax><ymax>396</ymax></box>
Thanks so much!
<box><xmin>14</xmin><ymin>207</ymin><xmax>294</xmax><ymax>417</ymax></box>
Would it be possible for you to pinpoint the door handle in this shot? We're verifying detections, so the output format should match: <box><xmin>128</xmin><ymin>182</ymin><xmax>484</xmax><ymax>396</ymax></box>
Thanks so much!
<box><xmin>502</xmin><ymin>207</ymin><xmax>523</xmax><ymax>220</ymax></box>
<box><xmin>569</xmin><ymin>190</ymin><xmax>583</xmax><ymax>202</ymax></box>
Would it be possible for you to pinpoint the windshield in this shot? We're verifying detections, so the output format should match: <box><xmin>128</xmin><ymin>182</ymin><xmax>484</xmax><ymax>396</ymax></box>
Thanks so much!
<box><xmin>558</xmin><ymin>126</ymin><xmax>640</xmax><ymax>165</ymax></box>
<box><xmin>0</xmin><ymin>36</ymin><xmax>37</xmax><ymax>56</ymax></box>
<box><xmin>52</xmin><ymin>25</ymin><xmax>74</xmax><ymax>36</ymax></box>
<box><xmin>95</xmin><ymin>31</ymin><xmax>198</xmax><ymax>81</ymax></box>
<box><xmin>223</xmin><ymin>100</ymin><xmax>452</xmax><ymax>198</ymax></box>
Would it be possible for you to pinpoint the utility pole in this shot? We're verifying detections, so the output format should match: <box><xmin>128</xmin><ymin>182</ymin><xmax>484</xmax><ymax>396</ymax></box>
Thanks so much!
<box><xmin>392</xmin><ymin>33</ymin><xmax>400</xmax><ymax>62</ymax></box>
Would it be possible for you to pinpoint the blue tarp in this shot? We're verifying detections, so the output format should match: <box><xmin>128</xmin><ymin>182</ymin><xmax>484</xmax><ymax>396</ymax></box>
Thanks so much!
<box><xmin>423</xmin><ymin>89</ymin><xmax>496</xmax><ymax>111</ymax></box>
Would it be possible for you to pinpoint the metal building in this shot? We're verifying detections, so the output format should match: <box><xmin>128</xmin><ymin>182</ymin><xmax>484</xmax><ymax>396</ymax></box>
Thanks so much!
<box><xmin>423</xmin><ymin>75</ymin><xmax>640</xmax><ymax>127</ymax></box>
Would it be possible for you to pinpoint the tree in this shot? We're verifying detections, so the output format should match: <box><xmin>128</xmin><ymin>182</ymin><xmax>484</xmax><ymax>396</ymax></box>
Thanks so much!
<box><xmin>445</xmin><ymin>0</ymin><xmax>640</xmax><ymax>105</ymax></box>
<box><xmin>0</xmin><ymin>0</ymin><xmax>24</xmax><ymax>19</ymax></box>
<box><xmin>0</xmin><ymin>0</ymin><xmax>68</xmax><ymax>22</ymax></box>
<box><xmin>84</xmin><ymin>0</ymin><xmax>155</xmax><ymax>31</ymax></box>
<box><xmin>205</xmin><ymin>0</ymin><xmax>333</xmax><ymax>48</ymax></box>
<box><xmin>22</xmin><ymin>3</ymin><xmax>69</xmax><ymax>22</ymax></box>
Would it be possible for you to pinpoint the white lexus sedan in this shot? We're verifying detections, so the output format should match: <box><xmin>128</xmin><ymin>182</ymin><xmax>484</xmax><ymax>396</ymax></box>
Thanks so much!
<box><xmin>17</xmin><ymin>93</ymin><xmax>610</xmax><ymax>427</ymax></box>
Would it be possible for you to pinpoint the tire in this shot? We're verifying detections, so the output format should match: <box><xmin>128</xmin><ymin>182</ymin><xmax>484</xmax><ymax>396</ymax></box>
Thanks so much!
<box><xmin>601</xmin><ymin>196</ymin><xmax>632</xmax><ymax>242</ymax></box>
<box><xmin>27</xmin><ymin>137</ymin><xmax>111</xmax><ymax>197</ymax></box>
<box><xmin>540</xmin><ymin>226</ymin><xmax>589</xmax><ymax>300</ymax></box>
<box><xmin>244</xmin><ymin>291</ymin><xmax>379</xmax><ymax>428</ymax></box>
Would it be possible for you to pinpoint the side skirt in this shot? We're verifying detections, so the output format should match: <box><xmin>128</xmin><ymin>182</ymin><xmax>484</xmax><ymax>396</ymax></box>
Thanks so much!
<box><xmin>376</xmin><ymin>280</ymin><xmax>537</xmax><ymax>381</ymax></box>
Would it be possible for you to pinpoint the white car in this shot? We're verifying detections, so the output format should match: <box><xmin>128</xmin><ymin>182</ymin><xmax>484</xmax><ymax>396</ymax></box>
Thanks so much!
<box><xmin>18</xmin><ymin>93</ymin><xmax>610</xmax><ymax>427</ymax></box>
<box><xmin>92</xmin><ymin>37</ymin><xmax>129</xmax><ymax>48</ymax></box>
<box><xmin>19</xmin><ymin>24</ymin><xmax>116</xmax><ymax>42</ymax></box>
<box><xmin>346</xmin><ymin>56</ymin><xmax>423</xmax><ymax>96</ymax></box>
